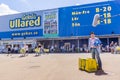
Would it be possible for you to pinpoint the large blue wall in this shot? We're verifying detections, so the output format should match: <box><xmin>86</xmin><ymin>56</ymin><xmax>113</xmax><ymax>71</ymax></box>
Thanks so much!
<box><xmin>59</xmin><ymin>1</ymin><xmax>120</xmax><ymax>37</ymax></box>
<box><xmin>0</xmin><ymin>1</ymin><xmax>120</xmax><ymax>39</ymax></box>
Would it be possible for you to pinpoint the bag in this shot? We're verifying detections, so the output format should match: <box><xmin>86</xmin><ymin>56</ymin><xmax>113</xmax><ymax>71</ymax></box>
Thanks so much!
<box><xmin>85</xmin><ymin>58</ymin><xmax>98</xmax><ymax>72</ymax></box>
<box><xmin>44</xmin><ymin>49</ymin><xmax>49</xmax><ymax>53</ymax></box>
<box><xmin>78</xmin><ymin>58</ymin><xmax>86</xmax><ymax>70</ymax></box>
<box><xmin>34</xmin><ymin>48</ymin><xmax>40</xmax><ymax>53</ymax></box>
<box><xmin>116</xmin><ymin>46</ymin><xmax>120</xmax><ymax>51</ymax></box>
<box><xmin>20</xmin><ymin>49</ymin><xmax>26</xmax><ymax>54</ymax></box>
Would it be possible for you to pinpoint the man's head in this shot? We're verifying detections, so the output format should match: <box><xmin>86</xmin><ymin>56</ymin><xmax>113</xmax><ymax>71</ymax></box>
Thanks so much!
<box><xmin>90</xmin><ymin>32</ymin><xmax>95</xmax><ymax>38</ymax></box>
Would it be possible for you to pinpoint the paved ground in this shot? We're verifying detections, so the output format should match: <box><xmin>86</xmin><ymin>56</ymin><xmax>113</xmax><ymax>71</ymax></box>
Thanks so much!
<box><xmin>0</xmin><ymin>53</ymin><xmax>120</xmax><ymax>80</ymax></box>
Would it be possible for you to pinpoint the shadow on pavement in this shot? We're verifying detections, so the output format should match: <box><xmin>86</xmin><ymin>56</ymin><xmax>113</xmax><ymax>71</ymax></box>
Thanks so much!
<box><xmin>95</xmin><ymin>70</ymin><xmax>108</xmax><ymax>76</ymax></box>
<box><xmin>34</xmin><ymin>55</ymin><xmax>40</xmax><ymax>57</ymax></box>
<box><xmin>19</xmin><ymin>55</ymin><xmax>25</xmax><ymax>58</ymax></box>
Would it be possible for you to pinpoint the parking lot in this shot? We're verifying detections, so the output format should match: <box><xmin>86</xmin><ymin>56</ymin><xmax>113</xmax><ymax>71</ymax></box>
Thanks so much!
<box><xmin>0</xmin><ymin>53</ymin><xmax>120</xmax><ymax>80</ymax></box>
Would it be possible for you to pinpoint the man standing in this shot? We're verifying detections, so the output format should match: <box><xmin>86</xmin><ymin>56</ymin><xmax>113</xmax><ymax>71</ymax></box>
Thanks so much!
<box><xmin>88</xmin><ymin>32</ymin><xmax>102</xmax><ymax>70</ymax></box>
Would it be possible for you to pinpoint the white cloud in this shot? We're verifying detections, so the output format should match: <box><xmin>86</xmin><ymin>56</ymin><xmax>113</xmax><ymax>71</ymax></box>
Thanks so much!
<box><xmin>0</xmin><ymin>3</ymin><xmax>20</xmax><ymax>16</ymax></box>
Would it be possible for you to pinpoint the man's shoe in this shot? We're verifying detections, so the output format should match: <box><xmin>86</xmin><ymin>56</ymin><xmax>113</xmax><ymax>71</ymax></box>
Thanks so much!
<box><xmin>95</xmin><ymin>69</ymin><xmax>108</xmax><ymax>75</ymax></box>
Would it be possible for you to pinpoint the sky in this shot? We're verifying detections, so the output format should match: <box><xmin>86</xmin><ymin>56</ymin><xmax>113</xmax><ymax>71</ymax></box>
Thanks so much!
<box><xmin>0</xmin><ymin>0</ymin><xmax>110</xmax><ymax>16</ymax></box>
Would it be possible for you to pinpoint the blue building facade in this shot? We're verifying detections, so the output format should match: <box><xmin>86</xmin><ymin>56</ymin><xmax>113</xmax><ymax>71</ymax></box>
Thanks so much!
<box><xmin>0</xmin><ymin>1</ymin><xmax>120</xmax><ymax>52</ymax></box>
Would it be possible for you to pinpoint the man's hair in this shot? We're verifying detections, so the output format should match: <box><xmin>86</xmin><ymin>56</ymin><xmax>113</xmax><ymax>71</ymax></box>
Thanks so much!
<box><xmin>90</xmin><ymin>32</ymin><xmax>94</xmax><ymax>35</ymax></box>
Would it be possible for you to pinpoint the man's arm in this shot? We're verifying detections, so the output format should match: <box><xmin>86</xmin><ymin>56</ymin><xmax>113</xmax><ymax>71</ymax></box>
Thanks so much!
<box><xmin>97</xmin><ymin>38</ymin><xmax>102</xmax><ymax>45</ymax></box>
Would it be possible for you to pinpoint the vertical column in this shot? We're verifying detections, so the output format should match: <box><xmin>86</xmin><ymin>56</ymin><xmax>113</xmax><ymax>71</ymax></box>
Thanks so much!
<box><xmin>77</xmin><ymin>39</ymin><xmax>80</xmax><ymax>53</ymax></box>
<box><xmin>118</xmin><ymin>37</ymin><xmax>120</xmax><ymax>46</ymax></box>
<box><xmin>52</xmin><ymin>39</ymin><xmax>54</xmax><ymax>46</ymax></box>
<box><xmin>52</xmin><ymin>39</ymin><xmax>55</xmax><ymax>53</ymax></box>
<box><xmin>107</xmin><ymin>38</ymin><xmax>109</xmax><ymax>45</ymax></box>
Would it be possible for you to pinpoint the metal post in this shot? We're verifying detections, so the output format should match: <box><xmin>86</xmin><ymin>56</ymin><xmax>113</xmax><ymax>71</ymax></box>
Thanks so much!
<box><xmin>118</xmin><ymin>37</ymin><xmax>120</xmax><ymax>46</ymax></box>
<box><xmin>107</xmin><ymin>38</ymin><xmax>109</xmax><ymax>45</ymax></box>
<box><xmin>52</xmin><ymin>39</ymin><xmax>54</xmax><ymax>46</ymax></box>
<box><xmin>77</xmin><ymin>38</ymin><xmax>80</xmax><ymax>53</ymax></box>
